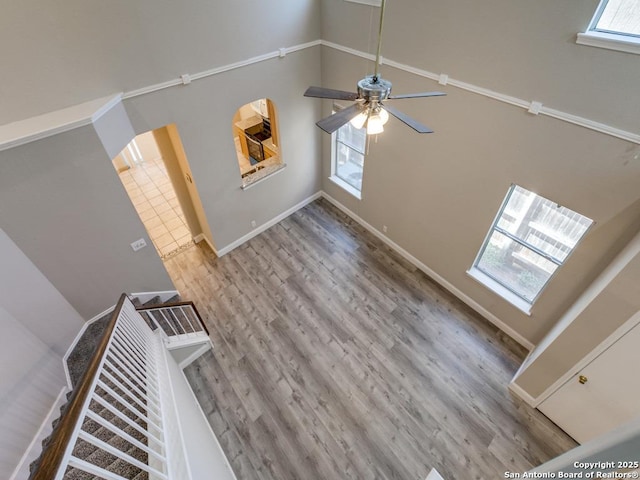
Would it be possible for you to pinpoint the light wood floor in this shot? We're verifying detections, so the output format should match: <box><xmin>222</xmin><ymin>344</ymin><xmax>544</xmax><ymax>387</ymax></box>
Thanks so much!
<box><xmin>164</xmin><ymin>198</ymin><xmax>576</xmax><ymax>480</ymax></box>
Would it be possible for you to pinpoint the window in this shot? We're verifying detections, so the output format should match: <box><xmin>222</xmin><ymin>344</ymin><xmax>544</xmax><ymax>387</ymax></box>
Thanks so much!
<box><xmin>330</xmin><ymin>106</ymin><xmax>367</xmax><ymax>198</ymax></box>
<box><xmin>577</xmin><ymin>0</ymin><xmax>640</xmax><ymax>55</ymax></box>
<box><xmin>469</xmin><ymin>185</ymin><xmax>593</xmax><ymax>313</ymax></box>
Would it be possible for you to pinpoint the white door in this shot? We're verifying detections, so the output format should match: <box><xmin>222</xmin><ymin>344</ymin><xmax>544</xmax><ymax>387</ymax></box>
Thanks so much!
<box><xmin>538</xmin><ymin>319</ymin><xmax>640</xmax><ymax>444</ymax></box>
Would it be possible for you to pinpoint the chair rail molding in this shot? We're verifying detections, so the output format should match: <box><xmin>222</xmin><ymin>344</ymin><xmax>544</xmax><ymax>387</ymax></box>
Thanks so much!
<box><xmin>1</xmin><ymin>38</ymin><xmax>636</xmax><ymax>153</ymax></box>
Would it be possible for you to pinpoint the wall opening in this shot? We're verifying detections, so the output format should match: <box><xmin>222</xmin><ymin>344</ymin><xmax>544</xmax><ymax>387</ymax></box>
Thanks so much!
<box><xmin>232</xmin><ymin>98</ymin><xmax>284</xmax><ymax>188</ymax></box>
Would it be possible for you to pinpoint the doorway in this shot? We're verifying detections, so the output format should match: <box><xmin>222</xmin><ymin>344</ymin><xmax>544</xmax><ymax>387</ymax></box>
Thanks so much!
<box><xmin>112</xmin><ymin>127</ymin><xmax>210</xmax><ymax>259</ymax></box>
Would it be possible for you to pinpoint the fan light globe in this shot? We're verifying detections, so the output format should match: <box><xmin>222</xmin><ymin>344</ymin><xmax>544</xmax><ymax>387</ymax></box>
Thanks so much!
<box><xmin>367</xmin><ymin>116</ymin><xmax>385</xmax><ymax>135</ymax></box>
<box><xmin>366</xmin><ymin>108</ymin><xmax>389</xmax><ymax>135</ymax></box>
<box><xmin>350</xmin><ymin>111</ymin><xmax>368</xmax><ymax>129</ymax></box>
<box><xmin>378</xmin><ymin>108</ymin><xmax>389</xmax><ymax>125</ymax></box>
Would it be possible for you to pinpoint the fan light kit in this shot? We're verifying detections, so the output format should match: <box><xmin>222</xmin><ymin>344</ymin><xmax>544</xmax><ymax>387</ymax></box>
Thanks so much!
<box><xmin>304</xmin><ymin>0</ymin><xmax>446</xmax><ymax>136</ymax></box>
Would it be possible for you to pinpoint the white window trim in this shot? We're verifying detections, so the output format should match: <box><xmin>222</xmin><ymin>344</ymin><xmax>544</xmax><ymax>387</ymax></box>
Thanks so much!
<box><xmin>577</xmin><ymin>0</ymin><xmax>640</xmax><ymax>55</ymax></box>
<box><xmin>469</xmin><ymin>184</ymin><xmax>593</xmax><ymax>314</ymax></box>
<box><xmin>344</xmin><ymin>0</ymin><xmax>381</xmax><ymax>6</ymax></box>
<box><xmin>467</xmin><ymin>267</ymin><xmax>532</xmax><ymax>315</ymax></box>
<box><xmin>328</xmin><ymin>173</ymin><xmax>362</xmax><ymax>200</ymax></box>
<box><xmin>576</xmin><ymin>30</ymin><xmax>640</xmax><ymax>55</ymax></box>
<box><xmin>329</xmin><ymin>104</ymin><xmax>364</xmax><ymax>200</ymax></box>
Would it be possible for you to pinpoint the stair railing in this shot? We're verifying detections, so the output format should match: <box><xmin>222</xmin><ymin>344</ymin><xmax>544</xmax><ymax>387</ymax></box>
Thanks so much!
<box><xmin>135</xmin><ymin>300</ymin><xmax>209</xmax><ymax>338</ymax></box>
<box><xmin>30</xmin><ymin>294</ymin><xmax>170</xmax><ymax>480</ymax></box>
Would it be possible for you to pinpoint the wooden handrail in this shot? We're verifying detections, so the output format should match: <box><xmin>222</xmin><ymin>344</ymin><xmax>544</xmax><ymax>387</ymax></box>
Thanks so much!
<box><xmin>135</xmin><ymin>300</ymin><xmax>210</xmax><ymax>337</ymax></box>
<box><xmin>29</xmin><ymin>294</ymin><xmax>128</xmax><ymax>480</ymax></box>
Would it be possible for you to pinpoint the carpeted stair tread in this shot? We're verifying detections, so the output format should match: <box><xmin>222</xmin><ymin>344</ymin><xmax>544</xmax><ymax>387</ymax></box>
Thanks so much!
<box><xmin>83</xmin><ymin>407</ymin><xmax>148</xmax><ymax>445</ymax></box>
<box><xmin>89</xmin><ymin>400</ymin><xmax>148</xmax><ymax>436</ymax></box>
<box><xmin>147</xmin><ymin>308</ymin><xmax>194</xmax><ymax>336</ymax></box>
<box><xmin>103</xmin><ymin>357</ymin><xmax>149</xmax><ymax>391</ymax></box>
<box><xmin>142</xmin><ymin>296</ymin><xmax>161</xmax><ymax>307</ymax></box>
<box><xmin>67</xmin><ymin>313</ymin><xmax>113</xmax><ymax>389</ymax></box>
<box><xmin>99</xmin><ymin>373</ymin><xmax>148</xmax><ymax>412</ymax></box>
<box><xmin>94</xmin><ymin>387</ymin><xmax>144</xmax><ymax>423</ymax></box>
<box><xmin>64</xmin><ymin>466</ymin><xmax>95</xmax><ymax>480</ymax></box>
<box><xmin>73</xmin><ymin>444</ymin><xmax>145</xmax><ymax>479</ymax></box>
<box><xmin>172</xmin><ymin>308</ymin><xmax>195</xmax><ymax>334</ymax></box>
<box><xmin>102</xmin><ymin>366</ymin><xmax>147</xmax><ymax>405</ymax></box>
<box><xmin>72</xmin><ymin>433</ymin><xmax>148</xmax><ymax>470</ymax></box>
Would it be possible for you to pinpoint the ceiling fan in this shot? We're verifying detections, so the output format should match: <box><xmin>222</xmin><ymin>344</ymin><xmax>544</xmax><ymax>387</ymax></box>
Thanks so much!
<box><xmin>304</xmin><ymin>0</ymin><xmax>445</xmax><ymax>135</ymax></box>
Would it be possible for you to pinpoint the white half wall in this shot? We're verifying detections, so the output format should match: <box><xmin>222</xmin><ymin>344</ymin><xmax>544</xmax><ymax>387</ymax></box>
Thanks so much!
<box><xmin>163</xmin><ymin>344</ymin><xmax>236</xmax><ymax>480</ymax></box>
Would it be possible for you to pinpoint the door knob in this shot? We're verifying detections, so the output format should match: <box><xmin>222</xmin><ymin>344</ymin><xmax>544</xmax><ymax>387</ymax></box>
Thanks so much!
<box><xmin>578</xmin><ymin>375</ymin><xmax>588</xmax><ymax>384</ymax></box>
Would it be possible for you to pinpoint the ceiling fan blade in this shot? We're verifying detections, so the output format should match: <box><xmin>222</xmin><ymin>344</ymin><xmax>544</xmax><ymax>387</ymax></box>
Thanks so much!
<box><xmin>387</xmin><ymin>91</ymin><xmax>446</xmax><ymax>99</ymax></box>
<box><xmin>382</xmin><ymin>104</ymin><xmax>434</xmax><ymax>134</ymax></box>
<box><xmin>316</xmin><ymin>103</ymin><xmax>363</xmax><ymax>134</ymax></box>
<box><xmin>304</xmin><ymin>86</ymin><xmax>360</xmax><ymax>101</ymax></box>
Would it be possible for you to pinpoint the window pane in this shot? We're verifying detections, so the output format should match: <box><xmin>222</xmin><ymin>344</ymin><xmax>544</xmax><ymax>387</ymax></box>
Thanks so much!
<box><xmin>336</xmin><ymin>143</ymin><xmax>364</xmax><ymax>191</ymax></box>
<box><xmin>497</xmin><ymin>186</ymin><xmax>592</xmax><ymax>263</ymax></box>
<box><xmin>477</xmin><ymin>231</ymin><xmax>557</xmax><ymax>302</ymax></box>
<box><xmin>595</xmin><ymin>0</ymin><xmax>640</xmax><ymax>36</ymax></box>
<box><xmin>337</xmin><ymin>121</ymin><xmax>366</xmax><ymax>154</ymax></box>
<box><xmin>475</xmin><ymin>185</ymin><xmax>592</xmax><ymax>306</ymax></box>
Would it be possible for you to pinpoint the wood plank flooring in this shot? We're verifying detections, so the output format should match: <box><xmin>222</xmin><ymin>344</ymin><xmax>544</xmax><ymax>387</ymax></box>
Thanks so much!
<box><xmin>164</xmin><ymin>198</ymin><xmax>576</xmax><ymax>480</ymax></box>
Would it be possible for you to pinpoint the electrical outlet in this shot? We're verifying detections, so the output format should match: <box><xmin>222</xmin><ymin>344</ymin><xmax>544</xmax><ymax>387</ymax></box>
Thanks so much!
<box><xmin>383</xmin><ymin>225</ymin><xmax>388</xmax><ymax>233</ymax></box>
<box><xmin>251</xmin><ymin>220</ymin><xmax>257</xmax><ymax>228</ymax></box>
<box><xmin>131</xmin><ymin>238</ymin><xmax>147</xmax><ymax>251</ymax></box>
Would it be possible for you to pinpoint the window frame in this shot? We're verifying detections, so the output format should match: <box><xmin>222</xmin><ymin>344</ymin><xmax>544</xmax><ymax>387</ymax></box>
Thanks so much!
<box><xmin>468</xmin><ymin>184</ymin><xmax>593</xmax><ymax>313</ymax></box>
<box><xmin>344</xmin><ymin>0</ymin><xmax>381</xmax><ymax>6</ymax></box>
<box><xmin>329</xmin><ymin>104</ymin><xmax>367</xmax><ymax>200</ymax></box>
<box><xmin>577</xmin><ymin>0</ymin><xmax>640</xmax><ymax>55</ymax></box>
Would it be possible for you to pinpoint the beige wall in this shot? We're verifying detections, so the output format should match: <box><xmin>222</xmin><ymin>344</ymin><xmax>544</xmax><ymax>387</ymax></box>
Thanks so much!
<box><xmin>321</xmin><ymin>0</ymin><xmax>640</xmax><ymax>134</ymax></box>
<box><xmin>0</xmin><ymin>125</ymin><xmax>174</xmax><ymax>319</ymax></box>
<box><xmin>515</xmin><ymin>227</ymin><xmax>640</xmax><ymax>397</ymax></box>
<box><xmin>318</xmin><ymin>0</ymin><xmax>640</xmax><ymax>356</ymax></box>
<box><xmin>0</xmin><ymin>0</ymin><xmax>320</xmax><ymax>125</ymax></box>
<box><xmin>124</xmin><ymin>48</ymin><xmax>323</xmax><ymax>250</ymax></box>
<box><xmin>321</xmin><ymin>47</ymin><xmax>640</xmax><ymax>346</ymax></box>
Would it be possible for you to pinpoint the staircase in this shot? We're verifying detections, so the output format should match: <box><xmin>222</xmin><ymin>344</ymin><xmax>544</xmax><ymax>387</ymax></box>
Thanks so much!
<box><xmin>28</xmin><ymin>293</ymin><xmax>213</xmax><ymax>480</ymax></box>
<box><xmin>66</xmin><ymin>295</ymin><xmax>179</xmax><ymax>389</ymax></box>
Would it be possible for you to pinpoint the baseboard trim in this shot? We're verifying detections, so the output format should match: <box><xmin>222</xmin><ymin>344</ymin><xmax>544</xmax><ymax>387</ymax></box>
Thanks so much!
<box><xmin>10</xmin><ymin>386</ymin><xmax>69</xmax><ymax>480</ymax></box>
<box><xmin>320</xmin><ymin>191</ymin><xmax>535</xmax><ymax>351</ymax></box>
<box><xmin>508</xmin><ymin>381</ymin><xmax>538</xmax><ymax>407</ymax></box>
<box><xmin>216</xmin><ymin>191</ymin><xmax>323</xmax><ymax>257</ymax></box>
